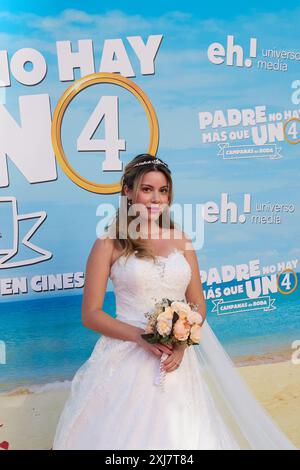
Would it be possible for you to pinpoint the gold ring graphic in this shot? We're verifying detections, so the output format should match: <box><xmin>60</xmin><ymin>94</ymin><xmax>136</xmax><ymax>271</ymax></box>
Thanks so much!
<box><xmin>276</xmin><ymin>268</ymin><xmax>298</xmax><ymax>295</ymax></box>
<box><xmin>51</xmin><ymin>72</ymin><xmax>159</xmax><ymax>194</ymax></box>
<box><xmin>283</xmin><ymin>117</ymin><xmax>300</xmax><ymax>145</ymax></box>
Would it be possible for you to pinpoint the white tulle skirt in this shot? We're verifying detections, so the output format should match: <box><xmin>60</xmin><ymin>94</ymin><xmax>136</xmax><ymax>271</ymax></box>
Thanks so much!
<box><xmin>52</xmin><ymin>323</ymin><xmax>296</xmax><ymax>450</ymax></box>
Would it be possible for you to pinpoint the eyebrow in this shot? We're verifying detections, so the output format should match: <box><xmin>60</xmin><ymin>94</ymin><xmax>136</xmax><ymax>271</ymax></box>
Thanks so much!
<box><xmin>141</xmin><ymin>184</ymin><xmax>169</xmax><ymax>189</ymax></box>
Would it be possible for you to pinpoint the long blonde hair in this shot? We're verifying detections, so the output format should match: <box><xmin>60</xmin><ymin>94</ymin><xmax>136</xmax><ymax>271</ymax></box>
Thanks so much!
<box><xmin>105</xmin><ymin>154</ymin><xmax>176</xmax><ymax>262</ymax></box>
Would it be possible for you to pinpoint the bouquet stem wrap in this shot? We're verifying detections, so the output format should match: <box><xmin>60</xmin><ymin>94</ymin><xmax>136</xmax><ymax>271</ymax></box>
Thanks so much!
<box><xmin>154</xmin><ymin>352</ymin><xmax>168</xmax><ymax>392</ymax></box>
<box><xmin>143</xmin><ymin>298</ymin><xmax>203</xmax><ymax>394</ymax></box>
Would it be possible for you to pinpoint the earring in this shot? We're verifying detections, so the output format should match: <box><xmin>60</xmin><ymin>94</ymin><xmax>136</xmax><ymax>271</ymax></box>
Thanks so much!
<box><xmin>128</xmin><ymin>199</ymin><xmax>132</xmax><ymax>206</ymax></box>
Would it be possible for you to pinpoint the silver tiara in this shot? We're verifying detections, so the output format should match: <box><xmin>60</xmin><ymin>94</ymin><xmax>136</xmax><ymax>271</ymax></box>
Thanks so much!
<box><xmin>133</xmin><ymin>158</ymin><xmax>169</xmax><ymax>169</ymax></box>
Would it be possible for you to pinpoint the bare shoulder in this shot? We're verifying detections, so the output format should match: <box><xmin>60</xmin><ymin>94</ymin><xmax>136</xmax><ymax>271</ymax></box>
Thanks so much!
<box><xmin>92</xmin><ymin>233</ymin><xmax>114</xmax><ymax>252</ymax></box>
<box><xmin>82</xmin><ymin>235</ymin><xmax>115</xmax><ymax>317</ymax></box>
<box><xmin>176</xmin><ymin>231</ymin><xmax>199</xmax><ymax>267</ymax></box>
<box><xmin>179</xmin><ymin>232</ymin><xmax>203</xmax><ymax>292</ymax></box>
<box><xmin>88</xmin><ymin>234</ymin><xmax>114</xmax><ymax>267</ymax></box>
<box><xmin>171</xmin><ymin>229</ymin><xmax>195</xmax><ymax>253</ymax></box>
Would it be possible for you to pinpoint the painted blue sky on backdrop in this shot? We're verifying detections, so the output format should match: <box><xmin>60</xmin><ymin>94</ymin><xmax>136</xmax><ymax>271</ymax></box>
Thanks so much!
<box><xmin>0</xmin><ymin>1</ymin><xmax>299</xmax><ymax>296</ymax></box>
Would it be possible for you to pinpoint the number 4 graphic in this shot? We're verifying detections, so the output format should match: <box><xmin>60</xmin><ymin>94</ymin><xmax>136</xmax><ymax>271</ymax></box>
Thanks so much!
<box><xmin>77</xmin><ymin>96</ymin><xmax>125</xmax><ymax>171</ymax></box>
<box><xmin>277</xmin><ymin>268</ymin><xmax>298</xmax><ymax>295</ymax></box>
<box><xmin>52</xmin><ymin>72</ymin><xmax>159</xmax><ymax>194</ymax></box>
<box><xmin>283</xmin><ymin>117</ymin><xmax>300</xmax><ymax>145</ymax></box>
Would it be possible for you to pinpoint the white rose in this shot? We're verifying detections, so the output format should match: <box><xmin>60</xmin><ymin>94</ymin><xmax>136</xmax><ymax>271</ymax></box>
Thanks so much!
<box><xmin>157</xmin><ymin>306</ymin><xmax>174</xmax><ymax>321</ymax></box>
<box><xmin>171</xmin><ymin>301</ymin><xmax>192</xmax><ymax>320</ymax></box>
<box><xmin>157</xmin><ymin>318</ymin><xmax>173</xmax><ymax>336</ymax></box>
<box><xmin>187</xmin><ymin>311</ymin><xmax>203</xmax><ymax>325</ymax></box>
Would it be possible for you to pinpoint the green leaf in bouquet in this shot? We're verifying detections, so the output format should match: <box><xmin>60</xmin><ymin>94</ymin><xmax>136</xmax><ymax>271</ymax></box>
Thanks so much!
<box><xmin>141</xmin><ymin>333</ymin><xmax>157</xmax><ymax>344</ymax></box>
<box><xmin>172</xmin><ymin>312</ymin><xmax>179</xmax><ymax>326</ymax></box>
<box><xmin>160</xmin><ymin>335</ymin><xmax>171</xmax><ymax>344</ymax></box>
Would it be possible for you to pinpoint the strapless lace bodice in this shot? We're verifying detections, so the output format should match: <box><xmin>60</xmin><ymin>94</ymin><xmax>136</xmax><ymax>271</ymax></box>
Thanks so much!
<box><xmin>109</xmin><ymin>248</ymin><xmax>192</xmax><ymax>328</ymax></box>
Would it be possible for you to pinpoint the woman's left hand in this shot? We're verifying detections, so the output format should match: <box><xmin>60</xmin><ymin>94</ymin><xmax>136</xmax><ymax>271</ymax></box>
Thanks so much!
<box><xmin>161</xmin><ymin>343</ymin><xmax>187</xmax><ymax>373</ymax></box>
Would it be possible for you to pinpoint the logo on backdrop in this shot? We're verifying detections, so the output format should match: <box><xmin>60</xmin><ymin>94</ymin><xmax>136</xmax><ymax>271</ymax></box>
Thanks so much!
<box><xmin>201</xmin><ymin>258</ymin><xmax>298</xmax><ymax>316</ymax></box>
<box><xmin>0</xmin><ymin>197</ymin><xmax>52</xmax><ymax>268</ymax></box>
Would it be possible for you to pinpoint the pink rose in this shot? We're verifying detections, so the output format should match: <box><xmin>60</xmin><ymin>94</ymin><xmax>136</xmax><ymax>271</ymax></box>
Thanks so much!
<box><xmin>173</xmin><ymin>319</ymin><xmax>190</xmax><ymax>341</ymax></box>
<box><xmin>190</xmin><ymin>324</ymin><xmax>201</xmax><ymax>344</ymax></box>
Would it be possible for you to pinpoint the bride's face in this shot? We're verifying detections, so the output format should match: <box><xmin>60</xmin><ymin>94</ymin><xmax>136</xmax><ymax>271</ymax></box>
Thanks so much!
<box><xmin>127</xmin><ymin>171</ymin><xmax>170</xmax><ymax>223</ymax></box>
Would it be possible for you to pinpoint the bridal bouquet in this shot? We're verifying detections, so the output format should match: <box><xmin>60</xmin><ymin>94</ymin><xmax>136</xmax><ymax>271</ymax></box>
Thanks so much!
<box><xmin>141</xmin><ymin>298</ymin><xmax>203</xmax><ymax>391</ymax></box>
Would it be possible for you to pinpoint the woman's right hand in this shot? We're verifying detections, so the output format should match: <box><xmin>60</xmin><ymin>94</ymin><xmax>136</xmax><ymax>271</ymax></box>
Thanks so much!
<box><xmin>134</xmin><ymin>328</ymin><xmax>173</xmax><ymax>358</ymax></box>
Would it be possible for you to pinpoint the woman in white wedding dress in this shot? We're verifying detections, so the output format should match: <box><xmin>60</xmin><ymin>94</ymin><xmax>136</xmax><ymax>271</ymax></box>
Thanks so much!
<box><xmin>53</xmin><ymin>154</ymin><xmax>296</xmax><ymax>451</ymax></box>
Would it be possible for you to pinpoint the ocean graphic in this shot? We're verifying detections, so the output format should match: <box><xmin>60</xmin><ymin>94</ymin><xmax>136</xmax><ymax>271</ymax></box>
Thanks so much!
<box><xmin>0</xmin><ymin>276</ymin><xmax>299</xmax><ymax>394</ymax></box>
